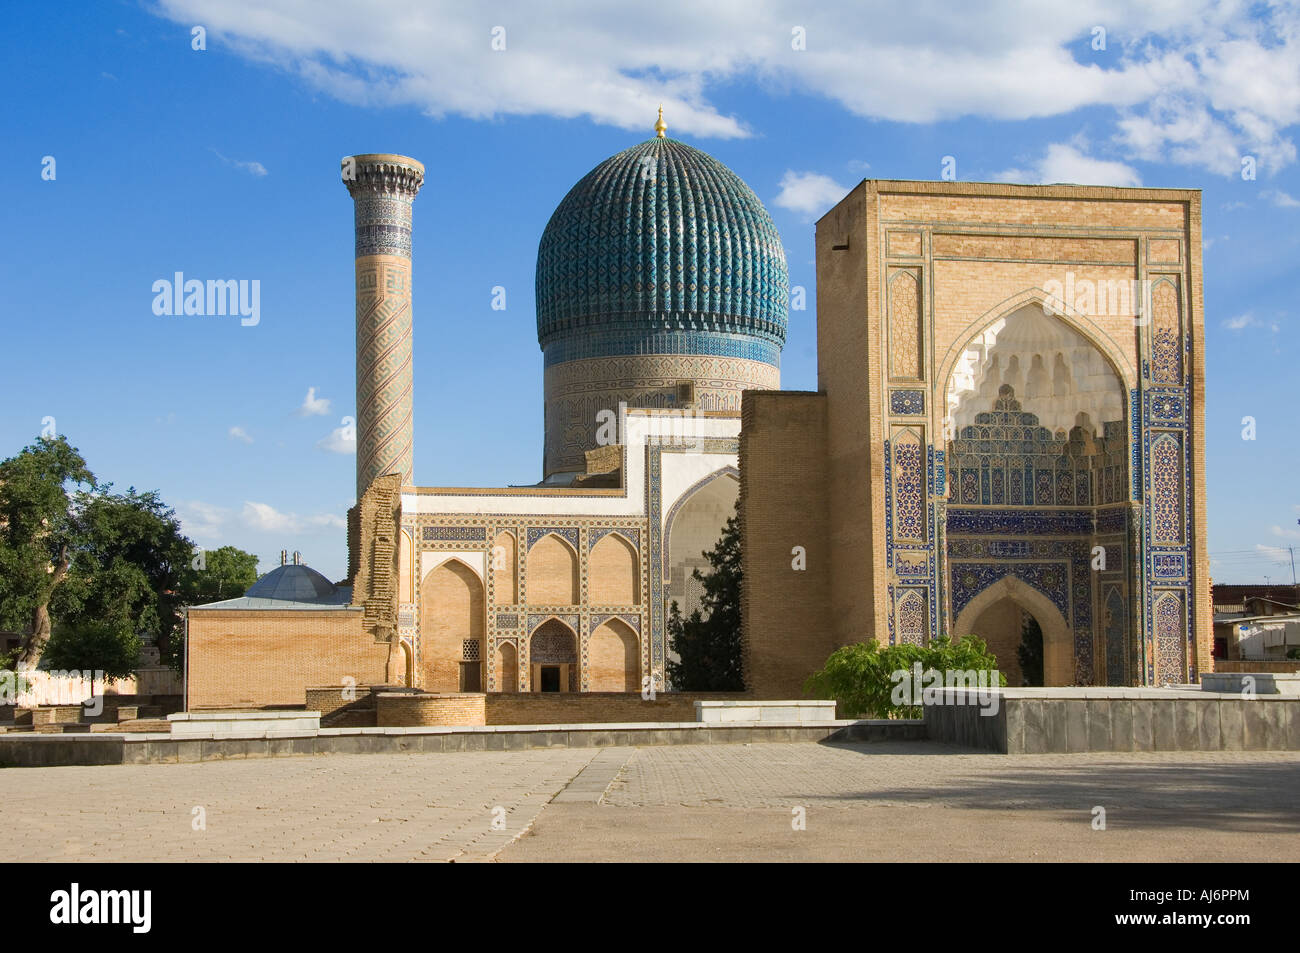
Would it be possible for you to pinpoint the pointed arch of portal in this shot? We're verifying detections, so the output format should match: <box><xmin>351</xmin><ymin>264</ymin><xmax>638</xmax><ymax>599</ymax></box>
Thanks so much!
<box><xmin>951</xmin><ymin>575</ymin><xmax>1074</xmax><ymax>687</ymax></box>
<box><xmin>419</xmin><ymin>558</ymin><xmax>485</xmax><ymax>692</ymax></box>
<box><xmin>663</xmin><ymin>466</ymin><xmax>739</xmax><ymax>622</ymax></box>
<box><xmin>936</xmin><ymin>291</ymin><xmax>1135</xmax><ymax>413</ymax></box>
<box><xmin>529</xmin><ymin>617</ymin><xmax>579</xmax><ymax>693</ymax></box>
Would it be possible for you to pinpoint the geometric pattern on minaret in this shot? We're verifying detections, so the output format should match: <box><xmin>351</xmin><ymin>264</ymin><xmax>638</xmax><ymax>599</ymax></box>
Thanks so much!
<box><xmin>342</xmin><ymin>153</ymin><xmax>424</xmax><ymax>500</ymax></box>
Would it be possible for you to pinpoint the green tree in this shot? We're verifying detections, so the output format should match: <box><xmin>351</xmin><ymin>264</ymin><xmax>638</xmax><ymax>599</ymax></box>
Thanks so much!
<box><xmin>51</xmin><ymin>487</ymin><xmax>194</xmax><ymax>668</ymax></box>
<box><xmin>1017</xmin><ymin>613</ymin><xmax>1044</xmax><ymax>686</ymax></box>
<box><xmin>804</xmin><ymin>635</ymin><xmax>1005</xmax><ymax>719</ymax></box>
<box><xmin>665</xmin><ymin>506</ymin><xmax>744</xmax><ymax>691</ymax></box>
<box><xmin>0</xmin><ymin>436</ymin><xmax>95</xmax><ymax>667</ymax></box>
<box><xmin>178</xmin><ymin>545</ymin><xmax>259</xmax><ymax>605</ymax></box>
<box><xmin>41</xmin><ymin>621</ymin><xmax>143</xmax><ymax>681</ymax></box>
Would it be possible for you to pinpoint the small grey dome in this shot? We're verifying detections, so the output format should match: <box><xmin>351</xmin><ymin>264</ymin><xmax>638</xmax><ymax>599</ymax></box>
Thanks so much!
<box><xmin>244</xmin><ymin>564</ymin><xmax>337</xmax><ymax>602</ymax></box>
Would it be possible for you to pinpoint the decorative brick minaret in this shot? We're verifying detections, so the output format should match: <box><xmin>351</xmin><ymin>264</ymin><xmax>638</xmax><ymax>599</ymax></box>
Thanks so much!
<box><xmin>342</xmin><ymin>153</ymin><xmax>424</xmax><ymax>500</ymax></box>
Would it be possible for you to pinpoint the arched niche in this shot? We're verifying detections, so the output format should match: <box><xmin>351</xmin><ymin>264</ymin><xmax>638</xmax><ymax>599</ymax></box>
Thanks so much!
<box><xmin>525</xmin><ymin>533</ymin><xmax>579</xmax><ymax>605</ymax></box>
<box><xmin>665</xmin><ymin>469</ymin><xmax>739</xmax><ymax>622</ymax></box>
<box><xmin>589</xmin><ymin>532</ymin><xmax>639</xmax><ymax>605</ymax></box>
<box><xmin>588</xmin><ymin>618</ymin><xmax>639</xmax><ymax>692</ymax></box>
<box><xmin>419</xmin><ymin>558</ymin><xmax>484</xmax><ymax>693</ymax></box>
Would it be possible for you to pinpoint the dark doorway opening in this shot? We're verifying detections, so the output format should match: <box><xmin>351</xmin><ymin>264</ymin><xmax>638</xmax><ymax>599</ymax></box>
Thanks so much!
<box><xmin>459</xmin><ymin>661</ymin><xmax>481</xmax><ymax>692</ymax></box>
<box><xmin>1017</xmin><ymin>612</ymin><xmax>1044</xmax><ymax>686</ymax></box>
<box><xmin>540</xmin><ymin>665</ymin><xmax>561</xmax><ymax>692</ymax></box>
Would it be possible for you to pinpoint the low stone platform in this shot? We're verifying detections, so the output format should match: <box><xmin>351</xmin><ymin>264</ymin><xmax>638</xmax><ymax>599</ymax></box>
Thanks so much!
<box><xmin>168</xmin><ymin>710</ymin><xmax>322</xmax><ymax>736</ymax></box>
<box><xmin>1201</xmin><ymin>672</ymin><xmax>1300</xmax><ymax>696</ymax></box>
<box><xmin>925</xmin><ymin>687</ymin><xmax>1300</xmax><ymax>753</ymax></box>
<box><xmin>695</xmin><ymin>700</ymin><xmax>837</xmax><ymax>723</ymax></box>
<box><xmin>0</xmin><ymin>718</ymin><xmax>922</xmax><ymax>767</ymax></box>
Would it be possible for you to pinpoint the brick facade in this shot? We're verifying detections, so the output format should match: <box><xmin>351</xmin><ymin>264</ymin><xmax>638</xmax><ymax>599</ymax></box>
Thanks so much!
<box><xmin>744</xmin><ymin>179</ymin><xmax>1208</xmax><ymax>692</ymax></box>
<box><xmin>376</xmin><ymin>692</ymin><xmax>485</xmax><ymax>727</ymax></box>
<box><xmin>187</xmin><ymin>608</ymin><xmax>387</xmax><ymax>709</ymax></box>
<box><xmin>739</xmin><ymin>391</ymin><xmax>834</xmax><ymax>698</ymax></box>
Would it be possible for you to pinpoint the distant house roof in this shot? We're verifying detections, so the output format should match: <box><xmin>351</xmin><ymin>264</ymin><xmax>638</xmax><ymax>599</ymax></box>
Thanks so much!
<box><xmin>189</xmin><ymin>564</ymin><xmax>355</xmax><ymax>611</ymax></box>
<box><xmin>1212</xmin><ymin>583</ymin><xmax>1300</xmax><ymax>607</ymax></box>
<box><xmin>1215</xmin><ymin>612</ymin><xmax>1300</xmax><ymax>625</ymax></box>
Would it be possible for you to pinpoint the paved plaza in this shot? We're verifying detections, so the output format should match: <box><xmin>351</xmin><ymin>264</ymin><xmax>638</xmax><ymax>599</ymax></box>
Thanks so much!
<box><xmin>3</xmin><ymin>742</ymin><xmax>1298</xmax><ymax>862</ymax></box>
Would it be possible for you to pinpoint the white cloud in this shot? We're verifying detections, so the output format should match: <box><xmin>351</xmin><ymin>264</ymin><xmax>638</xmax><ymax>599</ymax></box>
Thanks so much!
<box><xmin>153</xmin><ymin>1</ymin><xmax>1300</xmax><ymax>176</ymax></box>
<box><xmin>773</xmin><ymin>170</ymin><xmax>851</xmax><ymax>219</ymax></box>
<box><xmin>242</xmin><ymin>501</ymin><xmax>293</xmax><ymax>532</ymax></box>
<box><xmin>211</xmin><ymin>147</ymin><xmax>268</xmax><ymax>177</ymax></box>
<box><xmin>242</xmin><ymin>501</ymin><xmax>345</xmax><ymax>533</ymax></box>
<box><xmin>1223</xmin><ymin>312</ymin><xmax>1280</xmax><ymax>333</ymax></box>
<box><xmin>1264</xmin><ymin>189</ymin><xmax>1300</xmax><ymax>208</ymax></box>
<box><xmin>996</xmin><ymin>143</ymin><xmax>1141</xmax><ymax>187</ymax></box>
<box><xmin>1270</xmin><ymin>525</ymin><xmax>1300</xmax><ymax>541</ymax></box>
<box><xmin>295</xmin><ymin>386</ymin><xmax>332</xmax><ymax>416</ymax></box>
<box><xmin>228</xmin><ymin>425</ymin><xmax>253</xmax><ymax>443</ymax></box>
<box><xmin>176</xmin><ymin>500</ymin><xmax>229</xmax><ymax>539</ymax></box>
<box><xmin>317</xmin><ymin>420</ymin><xmax>355</xmax><ymax>454</ymax></box>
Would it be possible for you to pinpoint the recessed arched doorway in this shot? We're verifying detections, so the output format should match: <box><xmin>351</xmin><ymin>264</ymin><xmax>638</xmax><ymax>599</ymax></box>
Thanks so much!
<box><xmin>665</xmin><ymin>467</ymin><xmax>738</xmax><ymax>629</ymax></box>
<box><xmin>942</xmin><ymin>301</ymin><xmax>1133</xmax><ymax>686</ymax></box>
<box><xmin>419</xmin><ymin>558</ymin><xmax>485</xmax><ymax>692</ymax></box>
<box><xmin>529</xmin><ymin>618</ymin><xmax>578</xmax><ymax>693</ymax></box>
<box><xmin>952</xmin><ymin>576</ymin><xmax>1073</xmax><ymax>687</ymax></box>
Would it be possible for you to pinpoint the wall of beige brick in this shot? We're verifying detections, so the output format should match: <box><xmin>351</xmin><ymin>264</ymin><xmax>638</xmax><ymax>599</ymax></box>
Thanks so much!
<box><xmin>739</xmin><ymin>391</ymin><xmax>835</xmax><ymax>699</ymax></box>
<box><xmin>376</xmin><ymin>692</ymin><xmax>485</xmax><ymax>726</ymax></box>
<box><xmin>187</xmin><ymin>609</ymin><xmax>387</xmax><ymax>709</ymax></box>
<box><xmin>815</xmin><ymin>184</ymin><xmax>888</xmax><ymax>650</ymax></box>
<box><xmin>483</xmin><ymin>691</ymin><xmax>744</xmax><ymax>725</ymax></box>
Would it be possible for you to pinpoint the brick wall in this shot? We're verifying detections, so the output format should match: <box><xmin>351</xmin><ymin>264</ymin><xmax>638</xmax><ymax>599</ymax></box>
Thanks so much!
<box><xmin>483</xmin><ymin>691</ymin><xmax>745</xmax><ymax>725</ymax></box>
<box><xmin>187</xmin><ymin>608</ymin><xmax>387</xmax><ymax>709</ymax></box>
<box><xmin>807</xmin><ymin>179</ymin><xmax>1208</xmax><ymax>682</ymax></box>
<box><xmin>376</xmin><ymin>692</ymin><xmax>485</xmax><ymax>727</ymax></box>
<box><xmin>739</xmin><ymin>391</ymin><xmax>835</xmax><ymax>699</ymax></box>
<box><xmin>305</xmin><ymin>686</ymin><xmax>369</xmax><ymax>719</ymax></box>
<box><xmin>816</xmin><ymin>184</ymin><xmax>886</xmax><ymax>649</ymax></box>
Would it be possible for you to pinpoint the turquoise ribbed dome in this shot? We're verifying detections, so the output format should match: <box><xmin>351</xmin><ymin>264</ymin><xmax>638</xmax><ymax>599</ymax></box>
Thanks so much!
<box><xmin>536</xmin><ymin>137</ymin><xmax>788</xmax><ymax>364</ymax></box>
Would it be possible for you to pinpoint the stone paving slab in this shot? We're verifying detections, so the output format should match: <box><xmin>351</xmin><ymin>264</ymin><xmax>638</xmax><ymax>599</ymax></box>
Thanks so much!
<box><xmin>550</xmin><ymin>747</ymin><xmax>634</xmax><ymax>803</ymax></box>
<box><xmin>5</xmin><ymin>741</ymin><xmax>1298</xmax><ymax>863</ymax></box>
<box><xmin>0</xmin><ymin>749</ymin><xmax>598</xmax><ymax>863</ymax></box>
<box><xmin>503</xmin><ymin>742</ymin><xmax>1300</xmax><ymax>862</ymax></box>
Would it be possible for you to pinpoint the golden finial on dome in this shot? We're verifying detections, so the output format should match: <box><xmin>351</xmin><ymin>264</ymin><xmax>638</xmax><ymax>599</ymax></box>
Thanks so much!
<box><xmin>654</xmin><ymin>105</ymin><xmax>667</xmax><ymax>138</ymax></box>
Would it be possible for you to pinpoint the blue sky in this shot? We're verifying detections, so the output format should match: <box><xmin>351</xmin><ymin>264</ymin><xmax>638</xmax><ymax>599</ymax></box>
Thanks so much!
<box><xmin>3</xmin><ymin>1</ymin><xmax>1298</xmax><ymax>584</ymax></box>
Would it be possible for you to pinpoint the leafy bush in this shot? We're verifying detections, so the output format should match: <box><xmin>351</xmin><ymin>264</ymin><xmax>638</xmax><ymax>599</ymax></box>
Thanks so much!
<box><xmin>41</xmin><ymin>621</ymin><xmax>142</xmax><ymax>680</ymax></box>
<box><xmin>803</xmin><ymin>635</ymin><xmax>1005</xmax><ymax>719</ymax></box>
